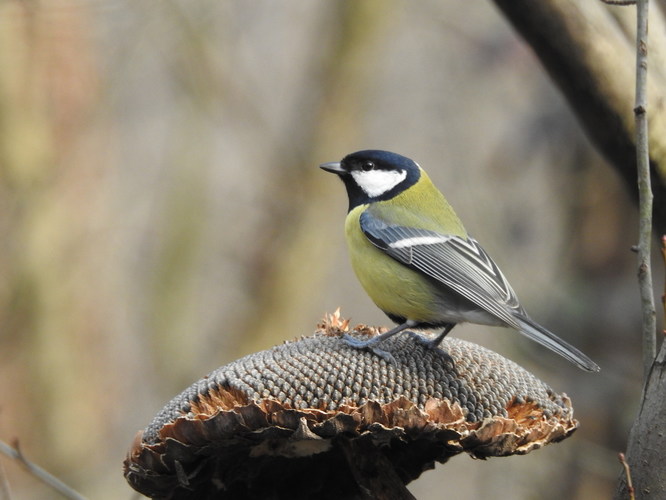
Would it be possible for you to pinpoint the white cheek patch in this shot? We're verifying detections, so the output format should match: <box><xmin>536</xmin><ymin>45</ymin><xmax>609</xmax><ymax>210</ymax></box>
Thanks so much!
<box><xmin>351</xmin><ymin>169</ymin><xmax>407</xmax><ymax>197</ymax></box>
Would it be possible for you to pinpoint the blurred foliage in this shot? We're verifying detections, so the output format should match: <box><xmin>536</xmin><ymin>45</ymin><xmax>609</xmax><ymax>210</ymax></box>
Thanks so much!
<box><xmin>0</xmin><ymin>1</ymin><xmax>643</xmax><ymax>499</ymax></box>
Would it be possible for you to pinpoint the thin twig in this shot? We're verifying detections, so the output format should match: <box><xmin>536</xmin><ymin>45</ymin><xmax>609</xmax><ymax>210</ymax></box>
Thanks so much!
<box><xmin>0</xmin><ymin>459</ymin><xmax>12</xmax><ymax>500</ymax></box>
<box><xmin>618</xmin><ymin>453</ymin><xmax>636</xmax><ymax>500</ymax></box>
<box><xmin>634</xmin><ymin>0</ymin><xmax>656</xmax><ymax>383</ymax></box>
<box><xmin>661</xmin><ymin>236</ymin><xmax>666</xmax><ymax>328</ymax></box>
<box><xmin>600</xmin><ymin>0</ymin><xmax>637</xmax><ymax>5</ymax></box>
<box><xmin>0</xmin><ymin>440</ymin><xmax>87</xmax><ymax>500</ymax></box>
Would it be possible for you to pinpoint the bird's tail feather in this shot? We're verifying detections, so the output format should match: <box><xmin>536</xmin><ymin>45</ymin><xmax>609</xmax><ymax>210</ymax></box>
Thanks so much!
<box><xmin>514</xmin><ymin>314</ymin><xmax>600</xmax><ymax>372</ymax></box>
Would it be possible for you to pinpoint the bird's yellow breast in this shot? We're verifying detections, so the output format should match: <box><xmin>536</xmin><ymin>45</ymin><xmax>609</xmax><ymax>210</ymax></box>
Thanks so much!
<box><xmin>344</xmin><ymin>205</ymin><xmax>438</xmax><ymax>322</ymax></box>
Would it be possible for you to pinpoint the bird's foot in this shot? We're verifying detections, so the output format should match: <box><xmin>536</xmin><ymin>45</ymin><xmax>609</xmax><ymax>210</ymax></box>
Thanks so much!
<box><xmin>405</xmin><ymin>331</ymin><xmax>454</xmax><ymax>365</ymax></box>
<box><xmin>342</xmin><ymin>333</ymin><xmax>396</xmax><ymax>365</ymax></box>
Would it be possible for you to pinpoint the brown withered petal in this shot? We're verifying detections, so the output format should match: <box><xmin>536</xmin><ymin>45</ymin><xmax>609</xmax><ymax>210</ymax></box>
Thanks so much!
<box><xmin>124</xmin><ymin>322</ymin><xmax>578</xmax><ymax>500</ymax></box>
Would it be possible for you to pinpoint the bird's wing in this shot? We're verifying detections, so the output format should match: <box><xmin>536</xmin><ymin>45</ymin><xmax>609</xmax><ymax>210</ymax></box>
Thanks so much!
<box><xmin>360</xmin><ymin>210</ymin><xmax>524</xmax><ymax>329</ymax></box>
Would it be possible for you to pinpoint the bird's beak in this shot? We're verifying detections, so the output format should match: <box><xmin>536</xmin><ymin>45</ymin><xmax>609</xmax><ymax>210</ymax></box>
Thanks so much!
<box><xmin>319</xmin><ymin>161</ymin><xmax>345</xmax><ymax>174</ymax></box>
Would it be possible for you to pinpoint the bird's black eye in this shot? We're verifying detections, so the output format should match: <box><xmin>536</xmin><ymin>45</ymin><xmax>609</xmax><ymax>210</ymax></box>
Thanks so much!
<box><xmin>361</xmin><ymin>161</ymin><xmax>375</xmax><ymax>171</ymax></box>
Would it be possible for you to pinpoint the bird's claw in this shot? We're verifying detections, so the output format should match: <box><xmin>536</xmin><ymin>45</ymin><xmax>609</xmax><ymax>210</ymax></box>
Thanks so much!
<box><xmin>342</xmin><ymin>333</ymin><xmax>397</xmax><ymax>365</ymax></box>
<box><xmin>405</xmin><ymin>331</ymin><xmax>455</xmax><ymax>364</ymax></box>
<box><xmin>341</xmin><ymin>333</ymin><xmax>375</xmax><ymax>349</ymax></box>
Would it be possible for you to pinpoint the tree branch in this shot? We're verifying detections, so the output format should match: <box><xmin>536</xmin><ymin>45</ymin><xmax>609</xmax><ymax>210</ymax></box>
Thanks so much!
<box><xmin>0</xmin><ymin>459</ymin><xmax>12</xmax><ymax>500</ymax></box>
<box><xmin>618</xmin><ymin>453</ymin><xmax>636</xmax><ymax>500</ymax></box>
<box><xmin>634</xmin><ymin>0</ymin><xmax>657</xmax><ymax>381</ymax></box>
<box><xmin>0</xmin><ymin>440</ymin><xmax>87</xmax><ymax>500</ymax></box>
<box><xmin>491</xmin><ymin>0</ymin><xmax>666</xmax><ymax>233</ymax></box>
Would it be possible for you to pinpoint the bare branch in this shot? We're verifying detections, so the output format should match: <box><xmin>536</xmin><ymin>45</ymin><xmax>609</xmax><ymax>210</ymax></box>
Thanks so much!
<box><xmin>0</xmin><ymin>459</ymin><xmax>12</xmax><ymax>500</ymax></box>
<box><xmin>0</xmin><ymin>440</ymin><xmax>87</xmax><ymax>500</ymax></box>
<box><xmin>600</xmin><ymin>0</ymin><xmax>637</xmax><ymax>5</ymax></box>
<box><xmin>634</xmin><ymin>0</ymin><xmax>657</xmax><ymax>381</ymax></box>
<box><xmin>618</xmin><ymin>453</ymin><xmax>636</xmax><ymax>500</ymax></box>
<box><xmin>491</xmin><ymin>0</ymin><xmax>666</xmax><ymax>234</ymax></box>
<box><xmin>661</xmin><ymin>236</ymin><xmax>666</xmax><ymax>325</ymax></box>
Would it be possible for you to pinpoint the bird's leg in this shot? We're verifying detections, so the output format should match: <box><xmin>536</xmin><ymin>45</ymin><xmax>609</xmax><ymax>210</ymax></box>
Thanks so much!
<box><xmin>342</xmin><ymin>320</ymin><xmax>418</xmax><ymax>363</ymax></box>
<box><xmin>405</xmin><ymin>324</ymin><xmax>456</xmax><ymax>364</ymax></box>
<box><xmin>426</xmin><ymin>323</ymin><xmax>455</xmax><ymax>347</ymax></box>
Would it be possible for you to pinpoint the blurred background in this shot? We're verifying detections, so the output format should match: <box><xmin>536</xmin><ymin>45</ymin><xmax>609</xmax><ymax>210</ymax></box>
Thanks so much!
<box><xmin>0</xmin><ymin>1</ymin><xmax>647</xmax><ymax>498</ymax></box>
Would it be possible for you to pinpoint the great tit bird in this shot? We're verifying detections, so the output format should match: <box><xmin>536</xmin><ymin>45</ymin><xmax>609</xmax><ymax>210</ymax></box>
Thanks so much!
<box><xmin>320</xmin><ymin>149</ymin><xmax>599</xmax><ymax>372</ymax></box>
